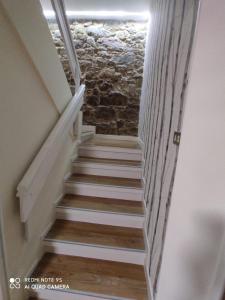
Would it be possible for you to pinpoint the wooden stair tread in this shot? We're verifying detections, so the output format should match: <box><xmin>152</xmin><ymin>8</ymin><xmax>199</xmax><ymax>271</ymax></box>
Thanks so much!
<box><xmin>67</xmin><ymin>174</ymin><xmax>142</xmax><ymax>189</ymax></box>
<box><xmin>75</xmin><ymin>156</ymin><xmax>142</xmax><ymax>166</ymax></box>
<box><xmin>58</xmin><ymin>194</ymin><xmax>144</xmax><ymax>215</ymax></box>
<box><xmin>46</xmin><ymin>220</ymin><xmax>145</xmax><ymax>250</ymax></box>
<box><xmin>32</xmin><ymin>253</ymin><xmax>148</xmax><ymax>299</ymax></box>
<box><xmin>82</xmin><ymin>137</ymin><xmax>141</xmax><ymax>150</ymax></box>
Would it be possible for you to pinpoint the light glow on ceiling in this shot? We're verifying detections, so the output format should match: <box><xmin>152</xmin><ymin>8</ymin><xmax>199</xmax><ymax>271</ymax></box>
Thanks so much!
<box><xmin>43</xmin><ymin>10</ymin><xmax>150</xmax><ymax>20</ymax></box>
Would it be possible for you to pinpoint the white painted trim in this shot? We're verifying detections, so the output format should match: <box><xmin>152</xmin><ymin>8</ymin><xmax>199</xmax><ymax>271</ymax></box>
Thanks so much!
<box><xmin>64</xmin><ymin>172</ymin><xmax>72</xmax><ymax>182</ymax></box>
<box><xmin>40</xmin><ymin>219</ymin><xmax>56</xmax><ymax>241</ymax></box>
<box><xmin>143</xmin><ymin>227</ymin><xmax>150</xmax><ymax>267</ymax></box>
<box><xmin>64</xmin><ymin>182</ymin><xmax>143</xmax><ymax>201</ymax></box>
<box><xmin>17</xmin><ymin>85</ymin><xmax>85</xmax><ymax>224</ymax></box>
<box><xmin>143</xmin><ymin>203</ymin><xmax>154</xmax><ymax>300</ymax></box>
<box><xmin>95</xmin><ymin>134</ymin><xmax>139</xmax><ymax>142</ymax></box>
<box><xmin>78</xmin><ymin>148</ymin><xmax>142</xmax><ymax>161</ymax></box>
<box><xmin>53</xmin><ymin>193</ymin><xmax>65</xmax><ymax>206</ymax></box>
<box><xmin>72</xmin><ymin>111</ymin><xmax>83</xmax><ymax>142</ymax></box>
<box><xmin>73</xmin><ymin>161</ymin><xmax>142</xmax><ymax>170</ymax></box>
<box><xmin>51</xmin><ymin>0</ymin><xmax>81</xmax><ymax>91</ymax></box>
<box><xmin>82</xmin><ymin>125</ymin><xmax>96</xmax><ymax>134</ymax></box>
<box><xmin>138</xmin><ymin>137</ymin><xmax>144</xmax><ymax>151</ymax></box>
<box><xmin>56</xmin><ymin>207</ymin><xmax>144</xmax><ymax>228</ymax></box>
<box><xmin>24</xmin><ymin>251</ymin><xmax>44</xmax><ymax>279</ymax></box>
<box><xmin>72</xmin><ymin>163</ymin><xmax>142</xmax><ymax>179</ymax></box>
<box><xmin>145</xmin><ymin>264</ymin><xmax>154</xmax><ymax>300</ymax></box>
<box><xmin>70</xmin><ymin>140</ymin><xmax>80</xmax><ymax>162</ymax></box>
<box><xmin>81</xmin><ymin>131</ymin><xmax>95</xmax><ymax>143</ymax></box>
<box><xmin>44</xmin><ymin>240</ymin><xmax>145</xmax><ymax>265</ymax></box>
<box><xmin>30</xmin><ymin>287</ymin><xmax>131</xmax><ymax>300</ymax></box>
<box><xmin>79</xmin><ymin>145</ymin><xmax>141</xmax><ymax>154</ymax></box>
<box><xmin>0</xmin><ymin>202</ymin><xmax>10</xmax><ymax>300</ymax></box>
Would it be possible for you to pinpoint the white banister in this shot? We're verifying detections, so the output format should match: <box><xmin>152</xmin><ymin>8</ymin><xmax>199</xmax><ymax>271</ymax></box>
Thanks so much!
<box><xmin>17</xmin><ymin>84</ymin><xmax>85</xmax><ymax>224</ymax></box>
<box><xmin>51</xmin><ymin>0</ymin><xmax>81</xmax><ymax>92</ymax></box>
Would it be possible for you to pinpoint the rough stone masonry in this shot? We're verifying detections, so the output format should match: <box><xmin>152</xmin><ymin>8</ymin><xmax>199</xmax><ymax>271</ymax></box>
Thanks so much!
<box><xmin>50</xmin><ymin>20</ymin><xmax>147</xmax><ymax>135</ymax></box>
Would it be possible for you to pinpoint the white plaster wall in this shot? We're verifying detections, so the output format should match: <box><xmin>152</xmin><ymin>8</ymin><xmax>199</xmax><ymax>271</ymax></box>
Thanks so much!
<box><xmin>0</xmin><ymin>3</ymin><xmax>76</xmax><ymax>299</ymax></box>
<box><xmin>138</xmin><ymin>0</ymin><xmax>199</xmax><ymax>289</ymax></box>
<box><xmin>156</xmin><ymin>0</ymin><xmax>225</xmax><ymax>300</ymax></box>
<box><xmin>1</xmin><ymin>0</ymin><xmax>72</xmax><ymax>113</ymax></box>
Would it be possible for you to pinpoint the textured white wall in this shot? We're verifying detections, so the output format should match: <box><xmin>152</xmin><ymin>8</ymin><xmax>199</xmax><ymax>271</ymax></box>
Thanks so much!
<box><xmin>2</xmin><ymin>0</ymin><xmax>71</xmax><ymax>113</ymax></box>
<box><xmin>157</xmin><ymin>0</ymin><xmax>225</xmax><ymax>299</ymax></box>
<box><xmin>138</xmin><ymin>0</ymin><xmax>199</xmax><ymax>292</ymax></box>
<box><xmin>0</xmin><ymin>2</ymin><xmax>76</xmax><ymax>299</ymax></box>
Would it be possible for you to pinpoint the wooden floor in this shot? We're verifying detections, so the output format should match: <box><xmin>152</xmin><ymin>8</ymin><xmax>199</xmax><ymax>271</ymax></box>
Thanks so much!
<box><xmin>82</xmin><ymin>137</ymin><xmax>141</xmax><ymax>149</ymax></box>
<box><xmin>67</xmin><ymin>174</ymin><xmax>143</xmax><ymax>188</ymax></box>
<box><xmin>46</xmin><ymin>220</ymin><xmax>145</xmax><ymax>250</ymax></box>
<box><xmin>32</xmin><ymin>253</ymin><xmax>148</xmax><ymax>300</ymax></box>
<box><xmin>76</xmin><ymin>156</ymin><xmax>142</xmax><ymax>166</ymax></box>
<box><xmin>58</xmin><ymin>194</ymin><xmax>144</xmax><ymax>215</ymax></box>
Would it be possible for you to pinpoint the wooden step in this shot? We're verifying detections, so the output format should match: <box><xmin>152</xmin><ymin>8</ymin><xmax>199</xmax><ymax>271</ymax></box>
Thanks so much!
<box><xmin>64</xmin><ymin>174</ymin><xmax>143</xmax><ymax>201</ymax></box>
<box><xmin>56</xmin><ymin>195</ymin><xmax>145</xmax><ymax>228</ymax></box>
<box><xmin>75</xmin><ymin>157</ymin><xmax>142</xmax><ymax>167</ymax></box>
<box><xmin>79</xmin><ymin>136</ymin><xmax>142</xmax><ymax>161</ymax></box>
<box><xmin>66</xmin><ymin>174</ymin><xmax>142</xmax><ymax>188</ymax></box>
<box><xmin>46</xmin><ymin>220</ymin><xmax>145</xmax><ymax>250</ymax></box>
<box><xmin>58</xmin><ymin>194</ymin><xmax>144</xmax><ymax>215</ymax></box>
<box><xmin>72</xmin><ymin>157</ymin><xmax>142</xmax><ymax>179</ymax></box>
<box><xmin>31</xmin><ymin>253</ymin><xmax>148</xmax><ymax>300</ymax></box>
<box><xmin>82</xmin><ymin>136</ymin><xmax>141</xmax><ymax>149</ymax></box>
<box><xmin>44</xmin><ymin>220</ymin><xmax>146</xmax><ymax>264</ymax></box>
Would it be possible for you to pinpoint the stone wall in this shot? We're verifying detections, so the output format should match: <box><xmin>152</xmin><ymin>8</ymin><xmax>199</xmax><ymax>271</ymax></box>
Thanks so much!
<box><xmin>50</xmin><ymin>20</ymin><xmax>147</xmax><ymax>135</ymax></box>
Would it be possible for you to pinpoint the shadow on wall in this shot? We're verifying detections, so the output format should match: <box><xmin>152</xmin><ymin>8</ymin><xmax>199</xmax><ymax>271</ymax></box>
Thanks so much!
<box><xmin>185</xmin><ymin>212</ymin><xmax>225</xmax><ymax>299</ymax></box>
<box><xmin>49</xmin><ymin>20</ymin><xmax>147</xmax><ymax>135</ymax></box>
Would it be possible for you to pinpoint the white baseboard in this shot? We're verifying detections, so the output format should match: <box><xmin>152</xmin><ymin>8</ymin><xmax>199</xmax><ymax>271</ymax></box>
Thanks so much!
<box><xmin>53</xmin><ymin>193</ymin><xmax>64</xmax><ymax>206</ymax></box>
<box><xmin>40</xmin><ymin>218</ymin><xmax>56</xmax><ymax>241</ymax></box>
<box><xmin>44</xmin><ymin>240</ymin><xmax>146</xmax><ymax>265</ymax></box>
<box><xmin>56</xmin><ymin>207</ymin><xmax>144</xmax><ymax>228</ymax></box>
<box><xmin>24</xmin><ymin>247</ymin><xmax>44</xmax><ymax>280</ymax></box>
<box><xmin>79</xmin><ymin>148</ymin><xmax>142</xmax><ymax>161</ymax></box>
<box><xmin>82</xmin><ymin>125</ymin><xmax>96</xmax><ymax>134</ymax></box>
<box><xmin>95</xmin><ymin>134</ymin><xmax>139</xmax><ymax>142</ymax></box>
<box><xmin>64</xmin><ymin>182</ymin><xmax>143</xmax><ymax>201</ymax></box>
<box><xmin>81</xmin><ymin>132</ymin><xmax>95</xmax><ymax>143</ymax></box>
<box><xmin>30</xmin><ymin>288</ymin><xmax>131</xmax><ymax>300</ymax></box>
<box><xmin>72</xmin><ymin>163</ymin><xmax>142</xmax><ymax>179</ymax></box>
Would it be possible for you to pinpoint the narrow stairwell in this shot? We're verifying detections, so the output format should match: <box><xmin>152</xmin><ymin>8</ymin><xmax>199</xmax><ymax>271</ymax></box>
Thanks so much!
<box><xmin>30</xmin><ymin>136</ymin><xmax>149</xmax><ymax>300</ymax></box>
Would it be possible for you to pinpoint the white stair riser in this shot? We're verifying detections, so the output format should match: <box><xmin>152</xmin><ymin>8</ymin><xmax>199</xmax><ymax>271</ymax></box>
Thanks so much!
<box><xmin>64</xmin><ymin>182</ymin><xmax>143</xmax><ymax>201</ymax></box>
<box><xmin>78</xmin><ymin>148</ymin><xmax>142</xmax><ymax>161</ymax></box>
<box><xmin>72</xmin><ymin>164</ymin><xmax>142</xmax><ymax>179</ymax></box>
<box><xmin>81</xmin><ymin>132</ymin><xmax>95</xmax><ymax>143</ymax></box>
<box><xmin>44</xmin><ymin>241</ymin><xmax>145</xmax><ymax>265</ymax></box>
<box><xmin>30</xmin><ymin>289</ymin><xmax>130</xmax><ymax>300</ymax></box>
<box><xmin>56</xmin><ymin>208</ymin><xmax>144</xmax><ymax>228</ymax></box>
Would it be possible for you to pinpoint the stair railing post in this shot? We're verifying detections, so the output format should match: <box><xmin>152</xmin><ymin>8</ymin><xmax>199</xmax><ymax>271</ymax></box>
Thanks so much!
<box><xmin>51</xmin><ymin>0</ymin><xmax>81</xmax><ymax>93</ymax></box>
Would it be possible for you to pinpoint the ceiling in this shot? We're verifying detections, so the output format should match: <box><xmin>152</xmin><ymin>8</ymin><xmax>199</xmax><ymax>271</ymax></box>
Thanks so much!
<box><xmin>40</xmin><ymin>0</ymin><xmax>150</xmax><ymax>14</ymax></box>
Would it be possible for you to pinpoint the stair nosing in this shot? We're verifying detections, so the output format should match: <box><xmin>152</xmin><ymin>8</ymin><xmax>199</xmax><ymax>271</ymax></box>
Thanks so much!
<box><xmin>34</xmin><ymin>286</ymin><xmax>132</xmax><ymax>300</ymax></box>
<box><xmin>72</xmin><ymin>161</ymin><xmax>142</xmax><ymax>168</ymax></box>
<box><xmin>44</xmin><ymin>238</ymin><xmax>146</xmax><ymax>253</ymax></box>
<box><xmin>56</xmin><ymin>205</ymin><xmax>144</xmax><ymax>217</ymax></box>
<box><xmin>79</xmin><ymin>145</ymin><xmax>142</xmax><ymax>154</ymax></box>
<box><xmin>65</xmin><ymin>179</ymin><xmax>143</xmax><ymax>190</ymax></box>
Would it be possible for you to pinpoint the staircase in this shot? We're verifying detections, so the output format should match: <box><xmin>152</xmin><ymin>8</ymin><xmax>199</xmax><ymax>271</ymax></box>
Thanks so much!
<box><xmin>29</xmin><ymin>135</ymin><xmax>149</xmax><ymax>300</ymax></box>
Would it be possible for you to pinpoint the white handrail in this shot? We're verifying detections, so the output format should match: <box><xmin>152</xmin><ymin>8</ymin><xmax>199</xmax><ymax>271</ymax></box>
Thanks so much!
<box><xmin>51</xmin><ymin>0</ymin><xmax>81</xmax><ymax>92</ymax></box>
<box><xmin>17</xmin><ymin>84</ymin><xmax>85</xmax><ymax>223</ymax></box>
